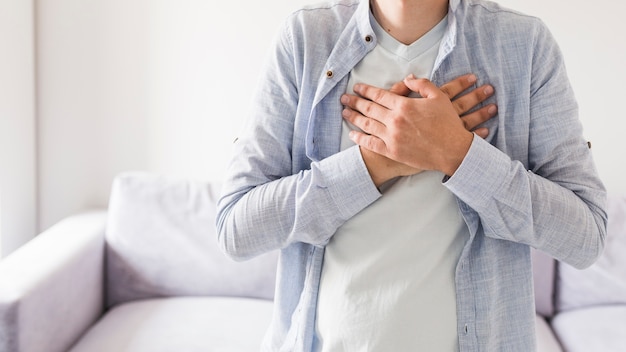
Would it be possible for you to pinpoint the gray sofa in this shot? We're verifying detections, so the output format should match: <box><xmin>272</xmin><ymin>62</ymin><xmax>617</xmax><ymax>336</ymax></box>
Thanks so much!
<box><xmin>0</xmin><ymin>172</ymin><xmax>623</xmax><ymax>351</ymax></box>
<box><xmin>0</xmin><ymin>172</ymin><xmax>278</xmax><ymax>352</ymax></box>
<box><xmin>535</xmin><ymin>192</ymin><xmax>626</xmax><ymax>352</ymax></box>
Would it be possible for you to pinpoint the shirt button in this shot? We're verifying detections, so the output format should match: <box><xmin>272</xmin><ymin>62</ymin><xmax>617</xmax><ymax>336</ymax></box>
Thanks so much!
<box><xmin>365</xmin><ymin>35</ymin><xmax>373</xmax><ymax>42</ymax></box>
<box><xmin>326</xmin><ymin>70</ymin><xmax>333</xmax><ymax>78</ymax></box>
<box><xmin>464</xmin><ymin>324</ymin><xmax>469</xmax><ymax>335</ymax></box>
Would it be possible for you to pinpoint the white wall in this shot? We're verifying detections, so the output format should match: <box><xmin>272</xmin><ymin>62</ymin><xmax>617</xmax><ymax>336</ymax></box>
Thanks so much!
<box><xmin>35</xmin><ymin>0</ymin><xmax>626</xmax><ymax>231</ymax></box>
<box><xmin>36</xmin><ymin>0</ymin><xmax>312</xmax><ymax>230</ymax></box>
<box><xmin>0</xmin><ymin>0</ymin><xmax>37</xmax><ymax>257</ymax></box>
<box><xmin>497</xmin><ymin>0</ymin><xmax>626</xmax><ymax>196</ymax></box>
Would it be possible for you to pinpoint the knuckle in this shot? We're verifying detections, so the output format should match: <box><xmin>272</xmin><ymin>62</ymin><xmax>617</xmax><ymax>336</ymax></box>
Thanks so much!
<box><xmin>440</xmin><ymin>85</ymin><xmax>453</xmax><ymax>98</ymax></box>
<box><xmin>362</xmin><ymin>103</ymin><xmax>374</xmax><ymax>117</ymax></box>
<box><xmin>389</xmin><ymin>117</ymin><xmax>403</xmax><ymax>130</ymax></box>
<box><xmin>474</xmin><ymin>87</ymin><xmax>487</xmax><ymax>100</ymax></box>
<box><xmin>480</xmin><ymin>107</ymin><xmax>495</xmax><ymax>123</ymax></box>
<box><xmin>396</xmin><ymin>99</ymin><xmax>409</xmax><ymax>111</ymax></box>
<box><xmin>454</xmin><ymin>100</ymin><xmax>467</xmax><ymax>114</ymax></box>
<box><xmin>372</xmin><ymin>89</ymin><xmax>385</xmax><ymax>103</ymax></box>
<box><xmin>362</xmin><ymin>117</ymin><xmax>373</xmax><ymax>131</ymax></box>
<box><xmin>365</xmin><ymin>137</ymin><xmax>377</xmax><ymax>150</ymax></box>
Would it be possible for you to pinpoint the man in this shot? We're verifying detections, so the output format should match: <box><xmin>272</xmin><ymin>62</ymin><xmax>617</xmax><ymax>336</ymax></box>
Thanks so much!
<box><xmin>216</xmin><ymin>0</ymin><xmax>607</xmax><ymax>350</ymax></box>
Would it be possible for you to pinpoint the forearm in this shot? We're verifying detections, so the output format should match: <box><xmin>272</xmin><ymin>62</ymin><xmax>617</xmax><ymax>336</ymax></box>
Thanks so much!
<box><xmin>217</xmin><ymin>146</ymin><xmax>380</xmax><ymax>261</ymax></box>
<box><xmin>446</xmin><ymin>135</ymin><xmax>607</xmax><ymax>269</ymax></box>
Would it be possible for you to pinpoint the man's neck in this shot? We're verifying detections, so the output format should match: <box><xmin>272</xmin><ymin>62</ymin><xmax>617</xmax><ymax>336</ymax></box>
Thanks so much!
<box><xmin>370</xmin><ymin>0</ymin><xmax>449</xmax><ymax>45</ymax></box>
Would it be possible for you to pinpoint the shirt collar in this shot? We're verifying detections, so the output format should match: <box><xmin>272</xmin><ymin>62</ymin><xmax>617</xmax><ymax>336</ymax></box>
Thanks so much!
<box><xmin>357</xmin><ymin>0</ymin><xmax>460</xmax><ymax>73</ymax></box>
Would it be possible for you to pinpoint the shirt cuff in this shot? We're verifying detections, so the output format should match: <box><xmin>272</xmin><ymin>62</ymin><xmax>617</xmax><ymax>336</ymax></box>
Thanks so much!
<box><xmin>444</xmin><ymin>134</ymin><xmax>513</xmax><ymax>212</ymax></box>
<box><xmin>315</xmin><ymin>145</ymin><xmax>381</xmax><ymax>220</ymax></box>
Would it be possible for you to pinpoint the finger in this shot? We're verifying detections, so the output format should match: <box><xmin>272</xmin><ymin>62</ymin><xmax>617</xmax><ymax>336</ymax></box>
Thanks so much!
<box><xmin>402</xmin><ymin>75</ymin><xmax>444</xmax><ymax>99</ymax></box>
<box><xmin>474</xmin><ymin>127</ymin><xmax>489</xmax><ymax>139</ymax></box>
<box><xmin>452</xmin><ymin>84</ymin><xmax>495</xmax><ymax>116</ymax></box>
<box><xmin>348</xmin><ymin>130</ymin><xmax>388</xmax><ymax>155</ymax></box>
<box><xmin>389</xmin><ymin>81</ymin><xmax>411</xmax><ymax>97</ymax></box>
<box><xmin>342</xmin><ymin>107</ymin><xmax>386</xmax><ymax>136</ymax></box>
<box><xmin>460</xmin><ymin>104</ymin><xmax>497</xmax><ymax>131</ymax></box>
<box><xmin>439</xmin><ymin>74</ymin><xmax>478</xmax><ymax>100</ymax></box>
<box><xmin>352</xmin><ymin>83</ymin><xmax>400</xmax><ymax>109</ymax></box>
<box><xmin>341</xmin><ymin>92</ymin><xmax>391</xmax><ymax>123</ymax></box>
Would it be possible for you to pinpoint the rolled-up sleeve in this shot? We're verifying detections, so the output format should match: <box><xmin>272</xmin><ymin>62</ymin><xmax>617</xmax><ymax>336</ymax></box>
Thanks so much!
<box><xmin>215</xmin><ymin>19</ymin><xmax>379</xmax><ymax>261</ymax></box>
<box><xmin>444</xmin><ymin>20</ymin><xmax>607</xmax><ymax>269</ymax></box>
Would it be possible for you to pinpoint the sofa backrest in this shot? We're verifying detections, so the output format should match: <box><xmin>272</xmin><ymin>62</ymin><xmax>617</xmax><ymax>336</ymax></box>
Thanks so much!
<box><xmin>556</xmin><ymin>194</ymin><xmax>626</xmax><ymax>312</ymax></box>
<box><xmin>105</xmin><ymin>172</ymin><xmax>279</xmax><ymax>308</ymax></box>
<box><xmin>532</xmin><ymin>248</ymin><xmax>556</xmax><ymax>317</ymax></box>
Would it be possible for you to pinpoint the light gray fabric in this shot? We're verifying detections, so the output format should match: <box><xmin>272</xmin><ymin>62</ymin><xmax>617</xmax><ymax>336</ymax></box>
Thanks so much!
<box><xmin>535</xmin><ymin>315</ymin><xmax>563</xmax><ymax>352</ymax></box>
<box><xmin>0</xmin><ymin>212</ymin><xmax>107</xmax><ymax>352</ymax></box>
<box><xmin>532</xmin><ymin>249</ymin><xmax>556</xmax><ymax>317</ymax></box>
<box><xmin>551</xmin><ymin>305</ymin><xmax>626</xmax><ymax>352</ymax></box>
<box><xmin>106</xmin><ymin>172</ymin><xmax>279</xmax><ymax>307</ymax></box>
<box><xmin>557</xmin><ymin>194</ymin><xmax>626</xmax><ymax>311</ymax></box>
<box><xmin>68</xmin><ymin>297</ymin><xmax>273</xmax><ymax>352</ymax></box>
<box><xmin>216</xmin><ymin>0</ymin><xmax>607</xmax><ymax>350</ymax></box>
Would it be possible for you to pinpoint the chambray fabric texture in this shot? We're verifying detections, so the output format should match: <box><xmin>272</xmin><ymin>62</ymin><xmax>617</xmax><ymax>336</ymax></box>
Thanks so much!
<box><xmin>216</xmin><ymin>0</ymin><xmax>607</xmax><ymax>351</ymax></box>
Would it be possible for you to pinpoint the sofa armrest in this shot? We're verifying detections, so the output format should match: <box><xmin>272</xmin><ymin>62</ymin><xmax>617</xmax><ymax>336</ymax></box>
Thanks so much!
<box><xmin>536</xmin><ymin>314</ymin><xmax>563</xmax><ymax>352</ymax></box>
<box><xmin>0</xmin><ymin>211</ymin><xmax>107</xmax><ymax>352</ymax></box>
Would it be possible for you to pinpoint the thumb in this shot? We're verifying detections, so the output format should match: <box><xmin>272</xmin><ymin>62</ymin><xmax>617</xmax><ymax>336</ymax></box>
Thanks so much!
<box><xmin>403</xmin><ymin>74</ymin><xmax>440</xmax><ymax>99</ymax></box>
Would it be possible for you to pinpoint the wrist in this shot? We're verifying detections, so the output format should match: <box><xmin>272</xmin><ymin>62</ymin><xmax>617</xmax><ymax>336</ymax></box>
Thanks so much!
<box><xmin>359</xmin><ymin>147</ymin><xmax>397</xmax><ymax>188</ymax></box>
<box><xmin>441</xmin><ymin>131</ymin><xmax>474</xmax><ymax>177</ymax></box>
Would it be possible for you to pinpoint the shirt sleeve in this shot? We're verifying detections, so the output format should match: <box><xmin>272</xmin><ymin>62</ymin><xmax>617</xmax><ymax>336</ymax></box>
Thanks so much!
<box><xmin>444</xmin><ymin>21</ymin><xmax>607</xmax><ymax>269</ymax></box>
<box><xmin>215</xmin><ymin>20</ymin><xmax>380</xmax><ymax>261</ymax></box>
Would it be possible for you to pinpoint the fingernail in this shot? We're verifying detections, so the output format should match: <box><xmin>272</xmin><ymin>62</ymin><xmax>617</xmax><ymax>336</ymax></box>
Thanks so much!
<box><xmin>484</xmin><ymin>85</ymin><xmax>494</xmax><ymax>95</ymax></box>
<box><xmin>405</xmin><ymin>73</ymin><xmax>417</xmax><ymax>80</ymax></box>
<box><xmin>488</xmin><ymin>105</ymin><xmax>497</xmax><ymax>115</ymax></box>
<box><xmin>341</xmin><ymin>95</ymin><xmax>349</xmax><ymax>104</ymax></box>
<box><xmin>467</xmin><ymin>74</ymin><xmax>477</xmax><ymax>83</ymax></box>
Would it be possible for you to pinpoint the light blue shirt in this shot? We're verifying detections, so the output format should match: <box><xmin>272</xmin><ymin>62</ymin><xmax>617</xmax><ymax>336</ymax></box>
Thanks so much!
<box><xmin>216</xmin><ymin>0</ymin><xmax>608</xmax><ymax>351</ymax></box>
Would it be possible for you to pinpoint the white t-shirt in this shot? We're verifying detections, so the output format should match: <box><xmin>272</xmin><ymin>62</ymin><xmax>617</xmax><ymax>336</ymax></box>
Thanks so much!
<box><xmin>315</xmin><ymin>14</ymin><xmax>469</xmax><ymax>352</ymax></box>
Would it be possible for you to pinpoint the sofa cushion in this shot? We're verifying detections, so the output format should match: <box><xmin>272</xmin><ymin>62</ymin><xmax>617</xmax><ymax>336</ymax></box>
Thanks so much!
<box><xmin>551</xmin><ymin>305</ymin><xmax>626</xmax><ymax>352</ymax></box>
<box><xmin>535</xmin><ymin>315</ymin><xmax>563</xmax><ymax>352</ymax></box>
<box><xmin>67</xmin><ymin>297</ymin><xmax>273</xmax><ymax>352</ymax></box>
<box><xmin>105</xmin><ymin>172</ymin><xmax>278</xmax><ymax>307</ymax></box>
<box><xmin>556</xmin><ymin>194</ymin><xmax>626</xmax><ymax>311</ymax></box>
<box><xmin>532</xmin><ymin>248</ymin><xmax>556</xmax><ymax>317</ymax></box>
